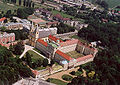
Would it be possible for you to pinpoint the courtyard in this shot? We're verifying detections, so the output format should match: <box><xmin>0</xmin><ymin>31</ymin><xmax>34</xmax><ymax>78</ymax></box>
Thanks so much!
<box><xmin>66</xmin><ymin>51</ymin><xmax>84</xmax><ymax>59</ymax></box>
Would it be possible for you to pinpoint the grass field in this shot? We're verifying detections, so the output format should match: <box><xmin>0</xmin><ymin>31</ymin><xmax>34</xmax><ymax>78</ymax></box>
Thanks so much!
<box><xmin>25</xmin><ymin>50</ymin><xmax>44</xmax><ymax>62</ymax></box>
<box><xmin>0</xmin><ymin>1</ymin><xmax>22</xmax><ymax>13</ymax></box>
<box><xmin>66</xmin><ymin>51</ymin><xmax>84</xmax><ymax>59</ymax></box>
<box><xmin>52</xmin><ymin>10</ymin><xmax>74</xmax><ymax>19</ymax></box>
<box><xmin>87</xmin><ymin>0</ymin><xmax>120</xmax><ymax>8</ymax></box>
<box><xmin>47</xmin><ymin>78</ymin><xmax>68</xmax><ymax>85</ymax></box>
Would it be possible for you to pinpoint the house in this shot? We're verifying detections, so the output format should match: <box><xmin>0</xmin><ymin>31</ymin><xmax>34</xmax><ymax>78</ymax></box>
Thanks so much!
<box><xmin>35</xmin><ymin>8</ymin><xmax>52</xmax><ymax>19</ymax></box>
<box><xmin>35</xmin><ymin>35</ymin><xmax>98</xmax><ymax>70</ymax></box>
<box><xmin>5</xmin><ymin>22</ymin><xmax>23</xmax><ymax>30</ymax></box>
<box><xmin>28</xmin><ymin>15</ymin><xmax>59</xmax><ymax>28</ymax></box>
<box><xmin>53</xmin><ymin>14</ymin><xmax>70</xmax><ymax>23</ymax></box>
<box><xmin>0</xmin><ymin>32</ymin><xmax>16</xmax><ymax>48</ymax></box>
<box><xmin>0</xmin><ymin>17</ymin><xmax>6</xmax><ymax>25</ymax></box>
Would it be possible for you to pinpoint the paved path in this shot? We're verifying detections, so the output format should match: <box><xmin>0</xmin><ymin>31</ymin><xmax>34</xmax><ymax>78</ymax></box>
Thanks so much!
<box><xmin>19</xmin><ymin>45</ymin><xmax>50</xmax><ymax>63</ymax></box>
<box><xmin>43</xmin><ymin>67</ymin><xmax>79</xmax><ymax>83</ymax></box>
<box><xmin>32</xmin><ymin>49</ymin><xmax>51</xmax><ymax>64</ymax></box>
<box><xmin>19</xmin><ymin>45</ymin><xmax>34</xmax><ymax>58</ymax></box>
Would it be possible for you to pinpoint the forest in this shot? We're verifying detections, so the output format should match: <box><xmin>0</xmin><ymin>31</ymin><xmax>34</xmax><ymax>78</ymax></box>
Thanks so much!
<box><xmin>68</xmin><ymin>20</ymin><xmax>120</xmax><ymax>85</ymax></box>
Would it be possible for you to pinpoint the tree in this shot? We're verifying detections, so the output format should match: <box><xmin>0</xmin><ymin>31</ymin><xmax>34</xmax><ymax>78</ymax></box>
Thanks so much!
<box><xmin>43</xmin><ymin>59</ymin><xmax>48</xmax><ymax>67</ymax></box>
<box><xmin>101</xmin><ymin>1</ymin><xmax>108</xmax><ymax>9</ymax></box>
<box><xmin>23</xmin><ymin>0</ymin><xmax>26</xmax><ymax>6</ymax></box>
<box><xmin>32</xmin><ymin>2</ymin><xmax>34</xmax><ymax>8</ymax></box>
<box><xmin>26</xmin><ymin>52</ymin><xmax>32</xmax><ymax>66</ymax></box>
<box><xmin>19</xmin><ymin>0</ymin><xmax>21</xmax><ymax>5</ymax></box>
<box><xmin>13</xmin><ymin>41</ymin><xmax>24</xmax><ymax>55</ymax></box>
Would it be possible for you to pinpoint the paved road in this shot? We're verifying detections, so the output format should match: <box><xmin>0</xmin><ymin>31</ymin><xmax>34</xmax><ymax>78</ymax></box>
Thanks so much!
<box><xmin>43</xmin><ymin>67</ymin><xmax>79</xmax><ymax>83</ymax></box>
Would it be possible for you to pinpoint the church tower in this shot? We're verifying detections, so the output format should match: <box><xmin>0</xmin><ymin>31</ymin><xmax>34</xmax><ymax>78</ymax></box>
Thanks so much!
<box><xmin>29</xmin><ymin>22</ymin><xmax>39</xmax><ymax>47</ymax></box>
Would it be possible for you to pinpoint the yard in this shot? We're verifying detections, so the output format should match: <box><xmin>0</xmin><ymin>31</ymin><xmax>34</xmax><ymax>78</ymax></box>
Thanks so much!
<box><xmin>66</xmin><ymin>51</ymin><xmax>84</xmax><ymax>59</ymax></box>
<box><xmin>25</xmin><ymin>50</ymin><xmax>44</xmax><ymax>62</ymax></box>
<box><xmin>52</xmin><ymin>10</ymin><xmax>74</xmax><ymax>19</ymax></box>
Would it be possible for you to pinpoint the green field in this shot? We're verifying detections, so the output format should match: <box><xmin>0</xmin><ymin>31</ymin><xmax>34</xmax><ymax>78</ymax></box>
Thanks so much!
<box><xmin>52</xmin><ymin>10</ymin><xmax>74</xmax><ymax>19</ymax></box>
<box><xmin>0</xmin><ymin>1</ymin><xmax>22</xmax><ymax>13</ymax></box>
<box><xmin>25</xmin><ymin>50</ymin><xmax>44</xmax><ymax>62</ymax></box>
<box><xmin>87</xmin><ymin>0</ymin><xmax>120</xmax><ymax>8</ymax></box>
<box><xmin>47</xmin><ymin>78</ymin><xmax>68</xmax><ymax>85</ymax></box>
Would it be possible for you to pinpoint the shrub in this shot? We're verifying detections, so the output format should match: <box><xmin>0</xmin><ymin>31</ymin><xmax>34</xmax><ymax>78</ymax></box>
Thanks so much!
<box><xmin>70</xmin><ymin>71</ymin><xmax>75</xmax><ymax>75</ymax></box>
<box><xmin>75</xmin><ymin>71</ymin><xmax>83</xmax><ymax>76</ymax></box>
<box><xmin>62</xmin><ymin>74</ymin><xmax>73</xmax><ymax>81</ymax></box>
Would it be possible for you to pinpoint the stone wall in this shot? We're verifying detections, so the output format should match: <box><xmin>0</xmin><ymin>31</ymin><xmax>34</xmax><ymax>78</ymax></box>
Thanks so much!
<box><xmin>75</xmin><ymin>57</ymin><xmax>94</xmax><ymax>67</ymax></box>
<box><xmin>36</xmin><ymin>42</ymin><xmax>49</xmax><ymax>57</ymax></box>
<box><xmin>59</xmin><ymin>44</ymin><xmax>77</xmax><ymax>53</ymax></box>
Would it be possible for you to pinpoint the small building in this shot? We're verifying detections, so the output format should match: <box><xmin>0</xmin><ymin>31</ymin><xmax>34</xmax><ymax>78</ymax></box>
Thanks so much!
<box><xmin>0</xmin><ymin>17</ymin><xmax>6</xmax><ymax>25</ymax></box>
<box><xmin>53</xmin><ymin>14</ymin><xmax>70</xmax><ymax>23</ymax></box>
<box><xmin>5</xmin><ymin>22</ymin><xmax>23</xmax><ymax>30</ymax></box>
<box><xmin>0</xmin><ymin>32</ymin><xmax>16</xmax><ymax>48</ymax></box>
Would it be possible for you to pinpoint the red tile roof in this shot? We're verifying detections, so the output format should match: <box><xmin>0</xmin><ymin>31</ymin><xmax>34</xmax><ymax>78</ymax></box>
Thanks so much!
<box><xmin>48</xmin><ymin>35</ymin><xmax>63</xmax><ymax>42</ymax></box>
<box><xmin>0</xmin><ymin>17</ymin><xmax>6</xmax><ymax>22</ymax></box>
<box><xmin>54</xmin><ymin>14</ymin><xmax>63</xmax><ymax>20</ymax></box>
<box><xmin>76</xmin><ymin>55</ymin><xmax>93</xmax><ymax>62</ymax></box>
<box><xmin>32</xmin><ymin>70</ymin><xmax>39</xmax><ymax>75</ymax></box>
<box><xmin>37</xmin><ymin>38</ymin><xmax>48</xmax><ymax>47</ymax></box>
<box><xmin>56</xmin><ymin>50</ymin><xmax>72</xmax><ymax>61</ymax></box>
<box><xmin>62</xmin><ymin>18</ymin><xmax>70</xmax><ymax>21</ymax></box>
<box><xmin>54</xmin><ymin>14</ymin><xmax>70</xmax><ymax>21</ymax></box>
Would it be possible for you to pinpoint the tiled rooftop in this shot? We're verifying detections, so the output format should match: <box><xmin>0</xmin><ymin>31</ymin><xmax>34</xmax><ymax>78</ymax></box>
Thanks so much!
<box><xmin>48</xmin><ymin>35</ymin><xmax>63</xmax><ymax>42</ymax></box>
<box><xmin>56</xmin><ymin>50</ymin><xmax>72</xmax><ymax>61</ymax></box>
<box><xmin>0</xmin><ymin>17</ymin><xmax>6</xmax><ymax>22</ymax></box>
<box><xmin>37</xmin><ymin>38</ymin><xmax>48</xmax><ymax>47</ymax></box>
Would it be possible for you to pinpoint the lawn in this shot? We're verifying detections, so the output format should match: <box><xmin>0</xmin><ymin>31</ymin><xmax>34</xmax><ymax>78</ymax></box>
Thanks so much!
<box><xmin>52</xmin><ymin>10</ymin><xmax>74</xmax><ymax>19</ymax></box>
<box><xmin>66</xmin><ymin>51</ymin><xmax>84</xmax><ymax>59</ymax></box>
<box><xmin>47</xmin><ymin>78</ymin><xmax>68</xmax><ymax>85</ymax></box>
<box><xmin>25</xmin><ymin>50</ymin><xmax>44</xmax><ymax>62</ymax></box>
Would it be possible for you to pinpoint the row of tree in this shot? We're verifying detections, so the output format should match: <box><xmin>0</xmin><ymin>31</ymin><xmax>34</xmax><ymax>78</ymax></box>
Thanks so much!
<box><xmin>3</xmin><ymin>0</ymin><xmax>35</xmax><ymax>8</ymax></box>
<box><xmin>57</xmin><ymin>23</ymin><xmax>75</xmax><ymax>34</ymax></box>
